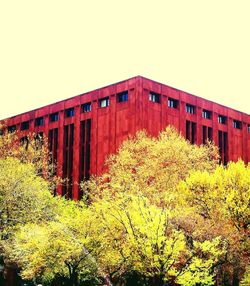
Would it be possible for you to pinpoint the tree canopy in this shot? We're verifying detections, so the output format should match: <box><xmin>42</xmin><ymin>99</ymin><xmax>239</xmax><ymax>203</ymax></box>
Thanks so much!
<box><xmin>1</xmin><ymin>126</ymin><xmax>249</xmax><ymax>286</ymax></box>
<box><xmin>85</xmin><ymin>127</ymin><xmax>219</xmax><ymax>206</ymax></box>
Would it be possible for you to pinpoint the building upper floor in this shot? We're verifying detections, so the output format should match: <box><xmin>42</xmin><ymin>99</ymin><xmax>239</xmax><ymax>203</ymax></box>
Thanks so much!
<box><xmin>1</xmin><ymin>75</ymin><xmax>250</xmax><ymax>166</ymax></box>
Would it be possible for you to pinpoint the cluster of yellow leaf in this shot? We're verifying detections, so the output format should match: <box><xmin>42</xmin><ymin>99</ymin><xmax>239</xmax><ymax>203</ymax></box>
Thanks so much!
<box><xmin>1</xmin><ymin>159</ymin><xmax>98</xmax><ymax>284</ymax></box>
<box><xmin>1</xmin><ymin>126</ymin><xmax>249</xmax><ymax>286</ymax></box>
<box><xmin>0</xmin><ymin>128</ymin><xmax>60</xmax><ymax>189</ymax></box>
<box><xmin>85</xmin><ymin>127</ymin><xmax>219</xmax><ymax>206</ymax></box>
<box><xmin>180</xmin><ymin>161</ymin><xmax>250</xmax><ymax>285</ymax></box>
<box><xmin>0</xmin><ymin>158</ymin><xmax>55</xmax><ymax>238</ymax></box>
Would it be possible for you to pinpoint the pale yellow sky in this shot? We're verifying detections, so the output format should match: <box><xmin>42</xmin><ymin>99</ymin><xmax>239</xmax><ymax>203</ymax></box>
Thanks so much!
<box><xmin>0</xmin><ymin>0</ymin><xmax>250</xmax><ymax>119</ymax></box>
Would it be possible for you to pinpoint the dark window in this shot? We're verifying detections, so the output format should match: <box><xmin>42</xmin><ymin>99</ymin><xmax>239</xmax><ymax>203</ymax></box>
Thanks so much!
<box><xmin>117</xmin><ymin>91</ymin><xmax>128</xmax><ymax>102</ymax></box>
<box><xmin>218</xmin><ymin>115</ymin><xmax>227</xmax><ymax>124</ymax></box>
<box><xmin>63</xmin><ymin>124</ymin><xmax>74</xmax><ymax>198</ymax></box>
<box><xmin>168</xmin><ymin>98</ymin><xmax>178</xmax><ymax>108</ymax></box>
<box><xmin>80</xmin><ymin>119</ymin><xmax>92</xmax><ymax>193</ymax></box>
<box><xmin>202</xmin><ymin>109</ymin><xmax>212</xmax><ymax>119</ymax></box>
<box><xmin>248</xmin><ymin>124</ymin><xmax>250</xmax><ymax>133</ymax></box>
<box><xmin>81</xmin><ymin>102</ymin><xmax>92</xmax><ymax>113</ymax></box>
<box><xmin>218</xmin><ymin>130</ymin><xmax>228</xmax><ymax>165</ymax></box>
<box><xmin>65</xmin><ymin>108</ymin><xmax>74</xmax><ymax>117</ymax></box>
<box><xmin>149</xmin><ymin>92</ymin><xmax>160</xmax><ymax>103</ymax></box>
<box><xmin>186</xmin><ymin>104</ymin><xmax>195</xmax><ymax>114</ymax></box>
<box><xmin>186</xmin><ymin>120</ymin><xmax>196</xmax><ymax>144</ymax></box>
<box><xmin>233</xmin><ymin>120</ymin><xmax>242</xmax><ymax>129</ymax></box>
<box><xmin>202</xmin><ymin>126</ymin><xmax>206</xmax><ymax>144</ymax></box>
<box><xmin>202</xmin><ymin>126</ymin><xmax>213</xmax><ymax>144</ymax></box>
<box><xmin>35</xmin><ymin>117</ymin><xmax>44</xmax><ymax>127</ymax></box>
<box><xmin>49</xmin><ymin>128</ymin><xmax>58</xmax><ymax>181</ymax></box>
<box><xmin>21</xmin><ymin>121</ymin><xmax>29</xmax><ymax>130</ymax></box>
<box><xmin>208</xmin><ymin>127</ymin><xmax>212</xmax><ymax>141</ymax></box>
<box><xmin>186</xmin><ymin>121</ymin><xmax>190</xmax><ymax>140</ymax></box>
<box><xmin>99</xmin><ymin>97</ymin><xmax>109</xmax><ymax>108</ymax></box>
<box><xmin>8</xmin><ymin>125</ymin><xmax>16</xmax><ymax>133</ymax></box>
<box><xmin>50</xmin><ymin>112</ymin><xmax>59</xmax><ymax>122</ymax></box>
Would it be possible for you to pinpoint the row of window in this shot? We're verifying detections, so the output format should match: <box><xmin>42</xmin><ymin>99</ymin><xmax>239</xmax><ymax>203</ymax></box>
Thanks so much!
<box><xmin>6</xmin><ymin>119</ymin><xmax>250</xmax><ymax>134</ymax></box>
<box><xmin>3</xmin><ymin>89</ymin><xmax>250</xmax><ymax>133</ymax></box>
<box><xmin>82</xmin><ymin>91</ymin><xmax>128</xmax><ymax>111</ymax></box>
<box><xmin>5</xmin><ymin>91</ymin><xmax>128</xmax><ymax>131</ymax></box>
<box><xmin>149</xmin><ymin>92</ymin><xmax>244</xmax><ymax>129</ymax></box>
<box><xmin>58</xmin><ymin>91</ymin><xmax>129</xmax><ymax>118</ymax></box>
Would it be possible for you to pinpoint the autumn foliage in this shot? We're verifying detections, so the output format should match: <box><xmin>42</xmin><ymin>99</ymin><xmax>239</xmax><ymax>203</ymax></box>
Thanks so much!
<box><xmin>0</xmin><ymin>126</ymin><xmax>249</xmax><ymax>286</ymax></box>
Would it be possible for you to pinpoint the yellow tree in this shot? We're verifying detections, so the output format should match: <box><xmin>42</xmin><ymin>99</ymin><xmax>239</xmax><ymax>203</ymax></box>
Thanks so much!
<box><xmin>9</xmin><ymin>200</ymin><xmax>100</xmax><ymax>286</ymax></box>
<box><xmin>3</xmin><ymin>126</ymin><xmax>235</xmax><ymax>286</ymax></box>
<box><xmin>82</xmin><ymin>127</ymin><xmax>222</xmax><ymax>285</ymax></box>
<box><xmin>1</xmin><ymin>157</ymin><xmax>105</xmax><ymax>286</ymax></box>
<box><xmin>240</xmin><ymin>265</ymin><xmax>250</xmax><ymax>286</ymax></box>
<box><xmin>0</xmin><ymin>127</ymin><xmax>58</xmax><ymax>189</ymax></box>
<box><xmin>89</xmin><ymin>193</ymin><xmax>225</xmax><ymax>286</ymax></box>
<box><xmin>85</xmin><ymin>126</ymin><xmax>219</xmax><ymax>207</ymax></box>
<box><xmin>0</xmin><ymin>157</ymin><xmax>56</xmax><ymax>240</ymax></box>
<box><xmin>0</xmin><ymin>157</ymin><xmax>61</xmax><ymax>285</ymax></box>
<box><xmin>179</xmin><ymin>161</ymin><xmax>250</xmax><ymax>286</ymax></box>
<box><xmin>0</xmin><ymin>124</ymin><xmax>60</xmax><ymax>284</ymax></box>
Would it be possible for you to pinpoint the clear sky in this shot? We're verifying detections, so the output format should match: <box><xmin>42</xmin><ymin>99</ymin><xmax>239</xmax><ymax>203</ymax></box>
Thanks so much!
<box><xmin>0</xmin><ymin>0</ymin><xmax>250</xmax><ymax>119</ymax></box>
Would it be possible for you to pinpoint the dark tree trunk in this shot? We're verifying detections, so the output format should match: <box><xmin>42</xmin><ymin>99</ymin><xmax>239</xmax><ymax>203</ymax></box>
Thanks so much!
<box><xmin>232</xmin><ymin>267</ymin><xmax>239</xmax><ymax>286</ymax></box>
<box><xmin>148</xmin><ymin>274</ymin><xmax>165</xmax><ymax>286</ymax></box>
<box><xmin>66</xmin><ymin>263</ymin><xmax>78</xmax><ymax>286</ymax></box>
<box><xmin>3</xmin><ymin>262</ymin><xmax>19</xmax><ymax>286</ymax></box>
<box><xmin>223</xmin><ymin>271</ymin><xmax>231</xmax><ymax>286</ymax></box>
<box><xmin>68</xmin><ymin>269</ymin><xmax>78</xmax><ymax>286</ymax></box>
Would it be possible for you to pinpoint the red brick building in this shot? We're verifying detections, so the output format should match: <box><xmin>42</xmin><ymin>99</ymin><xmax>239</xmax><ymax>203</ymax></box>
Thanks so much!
<box><xmin>1</xmin><ymin>76</ymin><xmax>250</xmax><ymax>199</ymax></box>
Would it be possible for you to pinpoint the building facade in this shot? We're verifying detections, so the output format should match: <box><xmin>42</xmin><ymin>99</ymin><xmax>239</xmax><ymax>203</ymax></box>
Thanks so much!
<box><xmin>1</xmin><ymin>76</ymin><xmax>250</xmax><ymax>199</ymax></box>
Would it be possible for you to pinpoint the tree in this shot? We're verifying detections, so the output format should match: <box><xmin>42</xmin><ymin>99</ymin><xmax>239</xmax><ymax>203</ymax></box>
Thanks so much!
<box><xmin>10</xmin><ymin>221</ymin><xmax>97</xmax><ymax>286</ymax></box>
<box><xmin>9</xmin><ymin>199</ymin><xmax>103</xmax><ymax>286</ymax></box>
<box><xmin>0</xmin><ymin>127</ymin><xmax>59</xmax><ymax>190</ymax></box>
<box><xmin>82</xmin><ymin>127</ymin><xmax>222</xmax><ymax>285</ymax></box>
<box><xmin>179</xmin><ymin>161</ymin><xmax>250</xmax><ymax>286</ymax></box>
<box><xmin>240</xmin><ymin>265</ymin><xmax>250</xmax><ymax>286</ymax></box>
<box><xmin>85</xmin><ymin>126</ymin><xmax>219</xmax><ymax>207</ymax></box>
<box><xmin>0</xmin><ymin>129</ymin><xmax>100</xmax><ymax>285</ymax></box>
<box><xmin>89</xmin><ymin>193</ymin><xmax>225</xmax><ymax>286</ymax></box>
<box><xmin>0</xmin><ymin>157</ymin><xmax>60</xmax><ymax>286</ymax></box>
<box><xmin>0</xmin><ymin>157</ymin><xmax>56</xmax><ymax>241</ymax></box>
<box><xmin>5</xmin><ymin>126</ymin><xmax>248</xmax><ymax>286</ymax></box>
